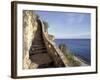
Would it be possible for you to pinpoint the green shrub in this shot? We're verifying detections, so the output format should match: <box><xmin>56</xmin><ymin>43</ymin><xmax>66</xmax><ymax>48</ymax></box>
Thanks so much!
<box><xmin>66</xmin><ymin>53</ymin><xmax>81</xmax><ymax>66</ymax></box>
<box><xmin>72</xmin><ymin>60</ymin><xmax>81</xmax><ymax>66</ymax></box>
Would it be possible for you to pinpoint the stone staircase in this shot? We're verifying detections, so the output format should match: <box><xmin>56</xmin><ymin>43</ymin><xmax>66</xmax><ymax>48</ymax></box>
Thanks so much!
<box><xmin>29</xmin><ymin>20</ymin><xmax>55</xmax><ymax>68</ymax></box>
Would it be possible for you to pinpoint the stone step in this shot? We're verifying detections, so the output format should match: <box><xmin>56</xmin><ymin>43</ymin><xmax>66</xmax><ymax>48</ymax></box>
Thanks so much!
<box><xmin>30</xmin><ymin>48</ymin><xmax>47</xmax><ymax>52</ymax></box>
<box><xmin>31</xmin><ymin>47</ymin><xmax>47</xmax><ymax>51</ymax></box>
<box><xmin>31</xmin><ymin>44</ymin><xmax>45</xmax><ymax>48</ymax></box>
<box><xmin>29</xmin><ymin>49</ymin><xmax>47</xmax><ymax>56</ymax></box>
<box><xmin>32</xmin><ymin>40</ymin><xmax>44</xmax><ymax>44</ymax></box>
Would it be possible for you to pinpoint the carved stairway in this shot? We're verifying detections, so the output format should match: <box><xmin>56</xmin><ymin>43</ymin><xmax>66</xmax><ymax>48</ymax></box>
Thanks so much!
<box><xmin>29</xmin><ymin>19</ymin><xmax>55</xmax><ymax>68</ymax></box>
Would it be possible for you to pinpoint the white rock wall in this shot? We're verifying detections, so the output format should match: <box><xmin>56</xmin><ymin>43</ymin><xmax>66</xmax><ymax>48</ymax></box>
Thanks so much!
<box><xmin>23</xmin><ymin>10</ymin><xmax>38</xmax><ymax>69</ymax></box>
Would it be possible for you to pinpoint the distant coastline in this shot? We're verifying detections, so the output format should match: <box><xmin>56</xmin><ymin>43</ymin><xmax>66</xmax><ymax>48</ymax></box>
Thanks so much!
<box><xmin>74</xmin><ymin>54</ymin><xmax>90</xmax><ymax>65</ymax></box>
<box><xmin>74</xmin><ymin>55</ymin><xmax>89</xmax><ymax>66</ymax></box>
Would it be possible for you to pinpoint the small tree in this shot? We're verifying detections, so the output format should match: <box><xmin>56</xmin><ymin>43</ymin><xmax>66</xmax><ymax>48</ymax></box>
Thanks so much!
<box><xmin>59</xmin><ymin>44</ymin><xmax>67</xmax><ymax>55</ymax></box>
<box><xmin>43</xmin><ymin>21</ymin><xmax>49</xmax><ymax>32</ymax></box>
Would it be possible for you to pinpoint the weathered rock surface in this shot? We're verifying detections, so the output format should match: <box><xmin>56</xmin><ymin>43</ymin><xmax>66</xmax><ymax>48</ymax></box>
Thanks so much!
<box><xmin>23</xmin><ymin>10</ymin><xmax>38</xmax><ymax>69</ymax></box>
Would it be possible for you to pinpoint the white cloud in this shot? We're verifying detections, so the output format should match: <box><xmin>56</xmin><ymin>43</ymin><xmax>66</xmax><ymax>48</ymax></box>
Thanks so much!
<box><xmin>65</xmin><ymin>13</ymin><xmax>86</xmax><ymax>24</ymax></box>
<box><xmin>55</xmin><ymin>32</ymin><xmax>90</xmax><ymax>39</ymax></box>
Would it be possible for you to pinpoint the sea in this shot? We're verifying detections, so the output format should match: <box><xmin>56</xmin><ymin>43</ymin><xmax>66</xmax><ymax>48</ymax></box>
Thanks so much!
<box><xmin>55</xmin><ymin>39</ymin><xmax>91</xmax><ymax>65</ymax></box>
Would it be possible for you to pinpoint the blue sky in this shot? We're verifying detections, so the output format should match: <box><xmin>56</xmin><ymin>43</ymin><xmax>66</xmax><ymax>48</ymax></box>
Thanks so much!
<box><xmin>36</xmin><ymin>11</ymin><xmax>91</xmax><ymax>39</ymax></box>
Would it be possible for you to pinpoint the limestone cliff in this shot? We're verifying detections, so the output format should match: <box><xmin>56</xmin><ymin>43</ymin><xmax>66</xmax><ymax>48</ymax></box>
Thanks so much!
<box><xmin>23</xmin><ymin>10</ymin><xmax>38</xmax><ymax>69</ymax></box>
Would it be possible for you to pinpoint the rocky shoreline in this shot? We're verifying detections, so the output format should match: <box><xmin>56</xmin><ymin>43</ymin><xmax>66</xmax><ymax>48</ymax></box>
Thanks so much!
<box><xmin>74</xmin><ymin>55</ymin><xmax>89</xmax><ymax>66</ymax></box>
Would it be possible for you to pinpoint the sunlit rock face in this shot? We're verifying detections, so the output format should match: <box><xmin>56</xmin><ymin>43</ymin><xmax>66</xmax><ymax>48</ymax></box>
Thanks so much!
<box><xmin>23</xmin><ymin>10</ymin><xmax>38</xmax><ymax>69</ymax></box>
<box><xmin>48</xmin><ymin>34</ymin><xmax>55</xmax><ymax>41</ymax></box>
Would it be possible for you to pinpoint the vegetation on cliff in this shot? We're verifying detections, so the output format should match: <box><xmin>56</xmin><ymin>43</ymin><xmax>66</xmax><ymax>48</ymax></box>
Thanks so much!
<box><xmin>59</xmin><ymin>44</ymin><xmax>81</xmax><ymax>66</ymax></box>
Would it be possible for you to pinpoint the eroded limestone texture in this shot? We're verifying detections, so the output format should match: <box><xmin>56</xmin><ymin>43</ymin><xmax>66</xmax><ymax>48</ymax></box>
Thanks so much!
<box><xmin>23</xmin><ymin>10</ymin><xmax>38</xmax><ymax>69</ymax></box>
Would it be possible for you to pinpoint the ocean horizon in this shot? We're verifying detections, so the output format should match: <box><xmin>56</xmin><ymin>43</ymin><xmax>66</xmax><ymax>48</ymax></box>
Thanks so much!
<box><xmin>55</xmin><ymin>39</ymin><xmax>91</xmax><ymax>65</ymax></box>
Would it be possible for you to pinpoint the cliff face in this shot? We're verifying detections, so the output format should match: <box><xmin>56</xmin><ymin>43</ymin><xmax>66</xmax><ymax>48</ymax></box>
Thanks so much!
<box><xmin>23</xmin><ymin>10</ymin><xmax>38</xmax><ymax>69</ymax></box>
<box><xmin>23</xmin><ymin>10</ymin><xmax>67</xmax><ymax>69</ymax></box>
